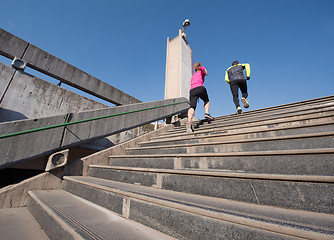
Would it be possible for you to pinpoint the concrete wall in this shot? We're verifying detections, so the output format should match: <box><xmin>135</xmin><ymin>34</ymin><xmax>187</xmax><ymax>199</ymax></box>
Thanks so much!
<box><xmin>0</xmin><ymin>62</ymin><xmax>107</xmax><ymax>122</ymax></box>
<box><xmin>0</xmin><ymin>61</ymin><xmax>151</xmax><ymax>152</ymax></box>
<box><xmin>0</xmin><ymin>98</ymin><xmax>189</xmax><ymax>170</ymax></box>
<box><xmin>164</xmin><ymin>29</ymin><xmax>192</xmax><ymax>100</ymax></box>
<box><xmin>0</xmin><ymin>28</ymin><xmax>146</xmax><ymax>152</ymax></box>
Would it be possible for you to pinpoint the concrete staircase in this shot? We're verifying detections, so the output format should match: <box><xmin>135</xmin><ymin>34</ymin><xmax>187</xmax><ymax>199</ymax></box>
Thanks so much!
<box><xmin>2</xmin><ymin>96</ymin><xmax>334</xmax><ymax>239</ymax></box>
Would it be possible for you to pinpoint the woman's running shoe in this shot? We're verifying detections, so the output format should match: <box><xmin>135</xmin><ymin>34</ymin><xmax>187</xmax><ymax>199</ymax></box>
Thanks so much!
<box><xmin>204</xmin><ymin>113</ymin><xmax>215</xmax><ymax>120</ymax></box>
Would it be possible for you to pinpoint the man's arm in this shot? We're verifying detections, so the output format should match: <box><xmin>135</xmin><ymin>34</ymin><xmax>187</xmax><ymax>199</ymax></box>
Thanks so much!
<box><xmin>242</xmin><ymin>63</ymin><xmax>251</xmax><ymax>79</ymax></box>
<box><xmin>225</xmin><ymin>70</ymin><xmax>230</xmax><ymax>84</ymax></box>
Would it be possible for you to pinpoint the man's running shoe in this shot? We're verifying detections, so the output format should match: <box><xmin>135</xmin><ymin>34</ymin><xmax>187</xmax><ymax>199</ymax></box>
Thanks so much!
<box><xmin>237</xmin><ymin>106</ymin><xmax>242</xmax><ymax>115</ymax></box>
<box><xmin>186</xmin><ymin>122</ymin><xmax>194</xmax><ymax>133</ymax></box>
<box><xmin>241</xmin><ymin>97</ymin><xmax>249</xmax><ymax>108</ymax></box>
<box><xmin>204</xmin><ymin>113</ymin><xmax>215</xmax><ymax>120</ymax></box>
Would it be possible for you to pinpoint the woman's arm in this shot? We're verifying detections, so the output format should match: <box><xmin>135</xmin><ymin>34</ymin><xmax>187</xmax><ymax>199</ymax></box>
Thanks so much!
<box><xmin>200</xmin><ymin>66</ymin><xmax>207</xmax><ymax>76</ymax></box>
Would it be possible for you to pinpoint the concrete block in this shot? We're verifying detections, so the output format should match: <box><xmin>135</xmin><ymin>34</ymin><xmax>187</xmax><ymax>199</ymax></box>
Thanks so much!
<box><xmin>11</xmin><ymin>57</ymin><xmax>26</xmax><ymax>71</ymax></box>
<box><xmin>45</xmin><ymin>149</ymin><xmax>69</xmax><ymax>171</ymax></box>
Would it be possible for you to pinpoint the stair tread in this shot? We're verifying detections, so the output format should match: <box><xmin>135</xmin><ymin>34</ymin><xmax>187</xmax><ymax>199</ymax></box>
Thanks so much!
<box><xmin>64</xmin><ymin>176</ymin><xmax>334</xmax><ymax>237</ymax></box>
<box><xmin>143</xmin><ymin>121</ymin><xmax>334</xmax><ymax>145</ymax></box>
<box><xmin>110</xmin><ymin>148</ymin><xmax>334</xmax><ymax>157</ymax></box>
<box><xmin>126</xmin><ymin>131</ymin><xmax>334</xmax><ymax>151</ymax></box>
<box><xmin>169</xmin><ymin>106</ymin><xmax>334</xmax><ymax>131</ymax></box>
<box><xmin>166</xmin><ymin>109</ymin><xmax>334</xmax><ymax>136</ymax></box>
<box><xmin>159</xmin><ymin>114</ymin><xmax>334</xmax><ymax>140</ymax></box>
<box><xmin>29</xmin><ymin>190</ymin><xmax>174</xmax><ymax>240</ymax></box>
<box><xmin>89</xmin><ymin>165</ymin><xmax>334</xmax><ymax>182</ymax></box>
<box><xmin>189</xmin><ymin>99</ymin><xmax>334</xmax><ymax>123</ymax></box>
<box><xmin>0</xmin><ymin>207</ymin><xmax>50</xmax><ymax>240</ymax></box>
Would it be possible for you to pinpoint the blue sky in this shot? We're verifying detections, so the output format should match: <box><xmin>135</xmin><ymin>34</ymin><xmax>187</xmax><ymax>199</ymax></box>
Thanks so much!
<box><xmin>1</xmin><ymin>0</ymin><xmax>334</xmax><ymax>117</ymax></box>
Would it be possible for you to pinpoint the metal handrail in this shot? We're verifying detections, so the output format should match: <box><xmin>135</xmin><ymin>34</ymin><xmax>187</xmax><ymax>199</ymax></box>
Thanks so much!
<box><xmin>0</xmin><ymin>101</ymin><xmax>188</xmax><ymax>139</ymax></box>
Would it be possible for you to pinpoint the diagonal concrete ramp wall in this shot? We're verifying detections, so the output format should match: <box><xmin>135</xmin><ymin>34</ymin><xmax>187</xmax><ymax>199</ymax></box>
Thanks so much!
<box><xmin>0</xmin><ymin>98</ymin><xmax>189</xmax><ymax>170</ymax></box>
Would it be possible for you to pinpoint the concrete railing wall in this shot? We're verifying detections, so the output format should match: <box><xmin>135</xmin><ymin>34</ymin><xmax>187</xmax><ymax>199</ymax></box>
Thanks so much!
<box><xmin>0</xmin><ymin>28</ymin><xmax>149</xmax><ymax>160</ymax></box>
<box><xmin>0</xmin><ymin>98</ymin><xmax>189</xmax><ymax>169</ymax></box>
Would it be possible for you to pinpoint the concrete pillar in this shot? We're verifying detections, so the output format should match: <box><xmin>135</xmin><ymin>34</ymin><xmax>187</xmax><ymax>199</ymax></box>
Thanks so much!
<box><xmin>165</xmin><ymin>29</ymin><xmax>192</xmax><ymax>100</ymax></box>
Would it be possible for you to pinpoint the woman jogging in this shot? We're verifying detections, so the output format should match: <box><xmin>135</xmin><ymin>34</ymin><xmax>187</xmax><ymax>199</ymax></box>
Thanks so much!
<box><xmin>186</xmin><ymin>62</ymin><xmax>214</xmax><ymax>133</ymax></box>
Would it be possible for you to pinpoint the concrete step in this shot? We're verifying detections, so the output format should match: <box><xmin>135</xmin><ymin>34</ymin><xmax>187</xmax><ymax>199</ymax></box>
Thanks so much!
<box><xmin>126</xmin><ymin>132</ymin><xmax>334</xmax><ymax>155</ymax></box>
<box><xmin>140</xmin><ymin>121</ymin><xmax>334</xmax><ymax>148</ymax></box>
<box><xmin>155</xmin><ymin>116</ymin><xmax>334</xmax><ymax>144</ymax></box>
<box><xmin>62</xmin><ymin>176</ymin><xmax>334</xmax><ymax>240</ymax></box>
<box><xmin>166</xmin><ymin>107</ymin><xmax>334</xmax><ymax>136</ymax></box>
<box><xmin>185</xmin><ymin>97</ymin><xmax>334</xmax><ymax>127</ymax></box>
<box><xmin>26</xmin><ymin>190</ymin><xmax>174</xmax><ymax>240</ymax></box>
<box><xmin>208</xmin><ymin>95</ymin><xmax>334</xmax><ymax>122</ymax></box>
<box><xmin>108</xmin><ymin>148</ymin><xmax>334</xmax><ymax>176</ymax></box>
<box><xmin>160</xmin><ymin>109</ymin><xmax>334</xmax><ymax>142</ymax></box>
<box><xmin>0</xmin><ymin>207</ymin><xmax>50</xmax><ymax>240</ymax></box>
<box><xmin>87</xmin><ymin>165</ymin><xmax>334</xmax><ymax>214</ymax></box>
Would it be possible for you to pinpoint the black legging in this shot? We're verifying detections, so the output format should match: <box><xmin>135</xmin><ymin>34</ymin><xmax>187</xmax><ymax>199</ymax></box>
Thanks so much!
<box><xmin>189</xmin><ymin>86</ymin><xmax>209</xmax><ymax>110</ymax></box>
<box><xmin>230</xmin><ymin>79</ymin><xmax>248</xmax><ymax>108</ymax></box>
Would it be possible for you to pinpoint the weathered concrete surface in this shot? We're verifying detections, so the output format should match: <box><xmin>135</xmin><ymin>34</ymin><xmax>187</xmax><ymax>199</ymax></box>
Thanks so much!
<box><xmin>0</xmin><ymin>29</ymin><xmax>28</xmax><ymax>59</ymax></box>
<box><xmin>0</xmin><ymin>62</ymin><xmax>158</xmax><ymax>152</ymax></box>
<box><xmin>71</xmin><ymin>118</ymin><xmax>184</xmax><ymax>177</ymax></box>
<box><xmin>0</xmin><ymin>62</ymin><xmax>15</xmax><ymax>100</ymax></box>
<box><xmin>0</xmin><ymin>98</ymin><xmax>189</xmax><ymax>169</ymax></box>
<box><xmin>61</xmin><ymin>98</ymin><xmax>188</xmax><ymax>147</ymax></box>
<box><xmin>27</xmin><ymin>190</ymin><xmax>175</xmax><ymax>240</ymax></box>
<box><xmin>0</xmin><ymin>62</ymin><xmax>107</xmax><ymax>122</ymax></box>
<box><xmin>0</xmin><ymin>207</ymin><xmax>50</xmax><ymax>240</ymax></box>
<box><xmin>0</xmin><ymin>28</ymin><xmax>140</xmax><ymax>106</ymax></box>
<box><xmin>165</xmin><ymin>29</ymin><xmax>192</xmax><ymax>100</ymax></box>
<box><xmin>88</xmin><ymin>166</ymin><xmax>334</xmax><ymax>214</ymax></box>
<box><xmin>109</xmin><ymin>151</ymin><xmax>334</xmax><ymax>176</ymax></box>
<box><xmin>63</xmin><ymin>176</ymin><xmax>334</xmax><ymax>240</ymax></box>
<box><xmin>0</xmin><ymin>171</ymin><xmax>62</xmax><ymax>209</ymax></box>
<box><xmin>0</xmin><ymin>119</ymin><xmax>182</xmax><ymax>208</ymax></box>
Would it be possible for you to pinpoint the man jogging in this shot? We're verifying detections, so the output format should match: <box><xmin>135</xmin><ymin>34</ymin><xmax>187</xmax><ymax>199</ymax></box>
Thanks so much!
<box><xmin>225</xmin><ymin>61</ymin><xmax>251</xmax><ymax>114</ymax></box>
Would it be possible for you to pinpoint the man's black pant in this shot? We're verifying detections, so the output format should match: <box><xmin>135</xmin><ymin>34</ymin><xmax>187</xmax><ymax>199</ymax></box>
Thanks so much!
<box><xmin>230</xmin><ymin>79</ymin><xmax>248</xmax><ymax>108</ymax></box>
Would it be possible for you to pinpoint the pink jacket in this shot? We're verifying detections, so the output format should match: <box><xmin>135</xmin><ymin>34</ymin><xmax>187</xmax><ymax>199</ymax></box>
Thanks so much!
<box><xmin>190</xmin><ymin>66</ymin><xmax>207</xmax><ymax>90</ymax></box>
